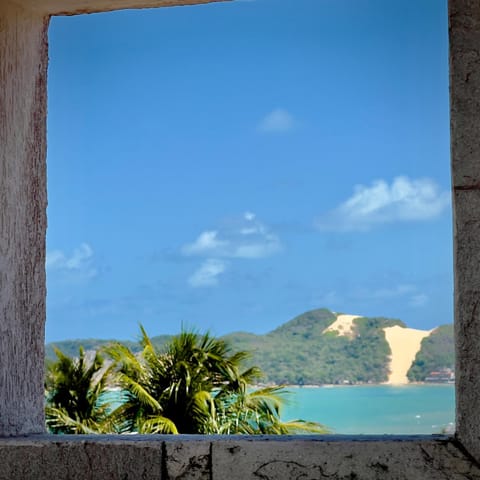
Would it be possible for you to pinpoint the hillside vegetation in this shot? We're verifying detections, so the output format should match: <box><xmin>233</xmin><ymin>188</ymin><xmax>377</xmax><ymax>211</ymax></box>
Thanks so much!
<box><xmin>225</xmin><ymin>310</ymin><xmax>405</xmax><ymax>384</ymax></box>
<box><xmin>407</xmin><ymin>324</ymin><xmax>455</xmax><ymax>381</ymax></box>
<box><xmin>45</xmin><ymin>336</ymin><xmax>172</xmax><ymax>360</ymax></box>
<box><xmin>46</xmin><ymin>308</ymin><xmax>454</xmax><ymax>385</ymax></box>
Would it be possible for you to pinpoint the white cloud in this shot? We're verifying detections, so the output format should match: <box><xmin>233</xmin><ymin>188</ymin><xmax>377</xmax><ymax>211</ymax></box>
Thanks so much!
<box><xmin>182</xmin><ymin>231</ymin><xmax>227</xmax><ymax>256</ymax></box>
<box><xmin>182</xmin><ymin>212</ymin><xmax>281</xmax><ymax>260</ymax></box>
<box><xmin>183</xmin><ymin>213</ymin><xmax>281</xmax><ymax>287</ymax></box>
<box><xmin>257</xmin><ymin>108</ymin><xmax>295</xmax><ymax>133</ymax></box>
<box><xmin>315</xmin><ymin>176</ymin><xmax>451</xmax><ymax>232</ymax></box>
<box><xmin>46</xmin><ymin>243</ymin><xmax>97</xmax><ymax>279</ymax></box>
<box><xmin>188</xmin><ymin>259</ymin><xmax>226</xmax><ymax>288</ymax></box>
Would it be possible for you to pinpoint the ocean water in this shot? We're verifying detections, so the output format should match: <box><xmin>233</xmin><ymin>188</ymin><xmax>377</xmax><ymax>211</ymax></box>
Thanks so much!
<box><xmin>281</xmin><ymin>384</ymin><xmax>455</xmax><ymax>435</ymax></box>
<box><xmin>102</xmin><ymin>384</ymin><xmax>455</xmax><ymax>435</ymax></box>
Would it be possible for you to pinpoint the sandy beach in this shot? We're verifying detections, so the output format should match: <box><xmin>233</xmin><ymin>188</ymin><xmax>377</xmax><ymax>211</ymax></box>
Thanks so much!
<box><xmin>383</xmin><ymin>325</ymin><xmax>433</xmax><ymax>384</ymax></box>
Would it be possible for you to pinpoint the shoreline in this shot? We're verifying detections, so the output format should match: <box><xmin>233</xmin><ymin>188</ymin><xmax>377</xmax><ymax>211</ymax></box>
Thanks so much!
<box><xmin>256</xmin><ymin>382</ymin><xmax>454</xmax><ymax>389</ymax></box>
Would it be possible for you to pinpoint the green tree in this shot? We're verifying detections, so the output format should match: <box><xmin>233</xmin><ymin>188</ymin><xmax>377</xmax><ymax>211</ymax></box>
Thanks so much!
<box><xmin>407</xmin><ymin>325</ymin><xmax>455</xmax><ymax>381</ymax></box>
<box><xmin>45</xmin><ymin>347</ymin><xmax>114</xmax><ymax>434</ymax></box>
<box><xmin>106</xmin><ymin>327</ymin><xmax>327</xmax><ymax>434</ymax></box>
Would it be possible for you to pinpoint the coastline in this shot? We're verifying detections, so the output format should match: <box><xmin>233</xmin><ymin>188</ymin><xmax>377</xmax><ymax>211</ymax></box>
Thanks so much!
<box><xmin>257</xmin><ymin>382</ymin><xmax>454</xmax><ymax>389</ymax></box>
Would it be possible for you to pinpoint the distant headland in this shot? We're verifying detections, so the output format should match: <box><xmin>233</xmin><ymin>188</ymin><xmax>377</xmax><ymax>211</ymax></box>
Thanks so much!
<box><xmin>46</xmin><ymin>308</ymin><xmax>454</xmax><ymax>386</ymax></box>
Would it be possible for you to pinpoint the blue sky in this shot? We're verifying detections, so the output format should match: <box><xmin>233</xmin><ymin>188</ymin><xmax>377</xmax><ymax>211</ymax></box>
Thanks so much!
<box><xmin>46</xmin><ymin>0</ymin><xmax>451</xmax><ymax>342</ymax></box>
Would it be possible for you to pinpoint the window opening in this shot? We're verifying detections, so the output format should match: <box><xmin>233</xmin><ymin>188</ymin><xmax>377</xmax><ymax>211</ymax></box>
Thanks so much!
<box><xmin>46</xmin><ymin>0</ymin><xmax>453</xmax><ymax>435</ymax></box>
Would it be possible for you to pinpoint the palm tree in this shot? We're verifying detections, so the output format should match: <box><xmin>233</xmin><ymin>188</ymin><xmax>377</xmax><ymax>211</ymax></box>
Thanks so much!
<box><xmin>212</xmin><ymin>384</ymin><xmax>327</xmax><ymax>434</ymax></box>
<box><xmin>45</xmin><ymin>347</ymin><xmax>114</xmax><ymax>434</ymax></box>
<box><xmin>106</xmin><ymin>327</ymin><xmax>328</xmax><ymax>434</ymax></box>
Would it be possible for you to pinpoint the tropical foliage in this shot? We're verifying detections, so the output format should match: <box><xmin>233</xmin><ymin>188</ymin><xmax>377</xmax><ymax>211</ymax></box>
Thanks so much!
<box><xmin>47</xmin><ymin>309</ymin><xmax>440</xmax><ymax>385</ymax></box>
<box><xmin>45</xmin><ymin>327</ymin><xmax>328</xmax><ymax>435</ymax></box>
<box><xmin>45</xmin><ymin>347</ymin><xmax>114</xmax><ymax>434</ymax></box>
<box><xmin>47</xmin><ymin>309</ymin><xmax>442</xmax><ymax>385</ymax></box>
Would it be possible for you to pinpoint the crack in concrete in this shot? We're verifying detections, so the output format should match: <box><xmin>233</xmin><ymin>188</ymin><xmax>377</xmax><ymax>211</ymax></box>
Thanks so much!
<box><xmin>253</xmin><ymin>460</ymin><xmax>331</xmax><ymax>479</ymax></box>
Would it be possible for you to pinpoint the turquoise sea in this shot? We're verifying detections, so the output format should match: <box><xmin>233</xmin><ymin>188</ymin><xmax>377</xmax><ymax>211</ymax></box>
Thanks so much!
<box><xmin>282</xmin><ymin>385</ymin><xmax>455</xmax><ymax>435</ymax></box>
<box><xmin>103</xmin><ymin>384</ymin><xmax>455</xmax><ymax>435</ymax></box>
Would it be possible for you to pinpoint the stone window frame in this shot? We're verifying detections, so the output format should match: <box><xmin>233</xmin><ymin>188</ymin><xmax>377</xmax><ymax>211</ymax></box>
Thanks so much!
<box><xmin>1</xmin><ymin>0</ymin><xmax>480</xmax><ymax>477</ymax></box>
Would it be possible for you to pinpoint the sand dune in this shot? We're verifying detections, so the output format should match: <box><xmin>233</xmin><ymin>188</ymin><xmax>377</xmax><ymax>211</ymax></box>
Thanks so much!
<box><xmin>323</xmin><ymin>314</ymin><xmax>360</xmax><ymax>338</ymax></box>
<box><xmin>324</xmin><ymin>313</ymin><xmax>435</xmax><ymax>384</ymax></box>
<box><xmin>383</xmin><ymin>325</ymin><xmax>433</xmax><ymax>384</ymax></box>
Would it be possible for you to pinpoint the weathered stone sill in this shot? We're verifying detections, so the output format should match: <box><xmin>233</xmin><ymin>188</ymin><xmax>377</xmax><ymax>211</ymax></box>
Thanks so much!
<box><xmin>0</xmin><ymin>434</ymin><xmax>478</xmax><ymax>479</ymax></box>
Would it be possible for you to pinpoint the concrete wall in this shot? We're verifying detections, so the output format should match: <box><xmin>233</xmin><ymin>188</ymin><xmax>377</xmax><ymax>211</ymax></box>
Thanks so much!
<box><xmin>1</xmin><ymin>0</ymin><xmax>480</xmax><ymax>477</ymax></box>
<box><xmin>9</xmin><ymin>0</ymin><xmax>229</xmax><ymax>16</ymax></box>
<box><xmin>0</xmin><ymin>435</ymin><xmax>479</xmax><ymax>480</ymax></box>
<box><xmin>0</xmin><ymin>0</ymin><xmax>48</xmax><ymax>436</ymax></box>
<box><xmin>450</xmin><ymin>0</ymin><xmax>480</xmax><ymax>463</ymax></box>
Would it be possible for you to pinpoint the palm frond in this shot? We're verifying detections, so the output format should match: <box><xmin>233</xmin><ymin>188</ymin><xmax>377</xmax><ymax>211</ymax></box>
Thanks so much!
<box><xmin>278</xmin><ymin>419</ymin><xmax>330</xmax><ymax>434</ymax></box>
<box><xmin>140</xmin><ymin>416</ymin><xmax>179</xmax><ymax>434</ymax></box>
<box><xmin>116</xmin><ymin>372</ymin><xmax>162</xmax><ymax>411</ymax></box>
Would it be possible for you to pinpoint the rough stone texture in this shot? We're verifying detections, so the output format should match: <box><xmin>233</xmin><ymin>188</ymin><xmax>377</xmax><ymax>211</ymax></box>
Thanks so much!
<box><xmin>10</xmin><ymin>0</ymin><xmax>229</xmax><ymax>16</ymax></box>
<box><xmin>450</xmin><ymin>0</ymin><xmax>480</xmax><ymax>187</ymax></box>
<box><xmin>0</xmin><ymin>0</ymin><xmax>223</xmax><ymax>438</ymax></box>
<box><xmin>212</xmin><ymin>437</ymin><xmax>480</xmax><ymax>480</ymax></box>
<box><xmin>0</xmin><ymin>436</ymin><xmax>478</xmax><ymax>480</ymax></box>
<box><xmin>0</xmin><ymin>436</ymin><xmax>163</xmax><ymax>479</ymax></box>
<box><xmin>1</xmin><ymin>0</ymin><xmax>480</xmax><ymax>478</ymax></box>
<box><xmin>164</xmin><ymin>437</ymin><xmax>211</xmax><ymax>480</ymax></box>
<box><xmin>450</xmin><ymin>0</ymin><xmax>480</xmax><ymax>463</ymax></box>
<box><xmin>0</xmin><ymin>1</ymin><xmax>49</xmax><ymax>435</ymax></box>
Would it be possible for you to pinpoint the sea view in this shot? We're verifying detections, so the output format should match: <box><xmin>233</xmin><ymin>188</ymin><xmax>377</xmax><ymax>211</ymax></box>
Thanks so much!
<box><xmin>282</xmin><ymin>384</ymin><xmax>455</xmax><ymax>435</ymax></box>
<box><xmin>102</xmin><ymin>384</ymin><xmax>455</xmax><ymax>435</ymax></box>
<box><xmin>44</xmin><ymin>0</ymin><xmax>454</xmax><ymax>442</ymax></box>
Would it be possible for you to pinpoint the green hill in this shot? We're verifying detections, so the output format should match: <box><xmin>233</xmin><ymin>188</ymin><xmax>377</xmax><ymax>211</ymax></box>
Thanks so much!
<box><xmin>45</xmin><ymin>308</ymin><xmax>454</xmax><ymax>385</ymax></box>
<box><xmin>46</xmin><ymin>339</ymin><xmax>138</xmax><ymax>360</ymax></box>
<box><xmin>225</xmin><ymin>309</ymin><xmax>406</xmax><ymax>384</ymax></box>
<box><xmin>407</xmin><ymin>324</ymin><xmax>455</xmax><ymax>382</ymax></box>
<box><xmin>46</xmin><ymin>335</ymin><xmax>172</xmax><ymax>360</ymax></box>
